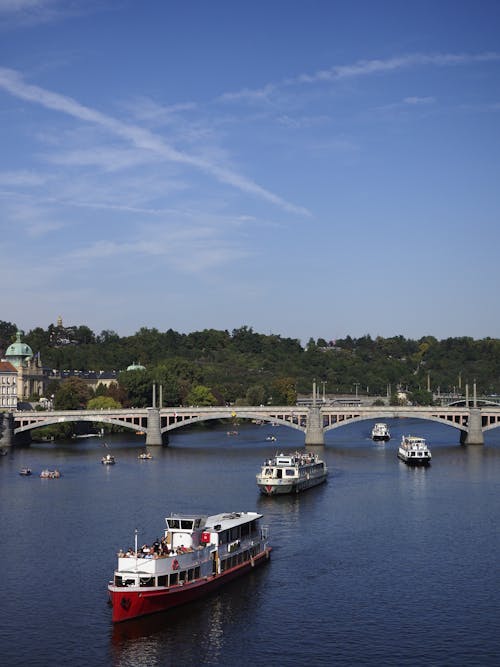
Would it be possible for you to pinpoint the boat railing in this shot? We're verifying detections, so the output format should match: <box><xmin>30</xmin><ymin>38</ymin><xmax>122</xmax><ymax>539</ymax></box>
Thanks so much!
<box><xmin>218</xmin><ymin>534</ymin><xmax>261</xmax><ymax>557</ymax></box>
<box><xmin>117</xmin><ymin>546</ymin><xmax>208</xmax><ymax>573</ymax></box>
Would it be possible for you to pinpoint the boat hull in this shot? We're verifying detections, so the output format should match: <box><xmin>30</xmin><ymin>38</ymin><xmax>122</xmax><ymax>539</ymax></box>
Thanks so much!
<box><xmin>397</xmin><ymin>450</ymin><xmax>431</xmax><ymax>466</ymax></box>
<box><xmin>257</xmin><ymin>474</ymin><xmax>327</xmax><ymax>495</ymax></box>
<box><xmin>108</xmin><ymin>548</ymin><xmax>271</xmax><ymax>623</ymax></box>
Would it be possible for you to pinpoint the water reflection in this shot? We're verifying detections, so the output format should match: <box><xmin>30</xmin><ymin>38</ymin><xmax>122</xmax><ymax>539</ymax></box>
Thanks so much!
<box><xmin>110</xmin><ymin>566</ymin><xmax>270</xmax><ymax>667</ymax></box>
<box><xmin>2</xmin><ymin>421</ymin><xmax>500</xmax><ymax>667</ymax></box>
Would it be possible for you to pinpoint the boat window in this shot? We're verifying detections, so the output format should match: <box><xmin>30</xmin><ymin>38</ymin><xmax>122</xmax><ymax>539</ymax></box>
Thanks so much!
<box><xmin>181</xmin><ymin>520</ymin><xmax>193</xmax><ymax>530</ymax></box>
<box><xmin>169</xmin><ymin>572</ymin><xmax>178</xmax><ymax>586</ymax></box>
<box><xmin>264</xmin><ymin>468</ymin><xmax>272</xmax><ymax>475</ymax></box>
<box><xmin>168</xmin><ymin>519</ymin><xmax>180</xmax><ymax>529</ymax></box>
<box><xmin>285</xmin><ymin>469</ymin><xmax>295</xmax><ymax>477</ymax></box>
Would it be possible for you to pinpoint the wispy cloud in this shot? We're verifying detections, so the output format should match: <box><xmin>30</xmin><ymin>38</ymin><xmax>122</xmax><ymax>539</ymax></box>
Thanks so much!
<box><xmin>44</xmin><ymin>146</ymin><xmax>162</xmax><ymax>172</ymax></box>
<box><xmin>0</xmin><ymin>0</ymin><xmax>86</xmax><ymax>27</ymax></box>
<box><xmin>219</xmin><ymin>52</ymin><xmax>500</xmax><ymax>103</ymax></box>
<box><xmin>2</xmin><ymin>197</ymin><xmax>66</xmax><ymax>237</ymax></box>
<box><xmin>0</xmin><ymin>67</ymin><xmax>309</xmax><ymax>216</ymax></box>
<box><xmin>123</xmin><ymin>96</ymin><xmax>198</xmax><ymax>126</ymax></box>
<box><xmin>66</xmin><ymin>223</ymin><xmax>251</xmax><ymax>273</ymax></box>
<box><xmin>403</xmin><ymin>96</ymin><xmax>435</xmax><ymax>105</ymax></box>
<box><xmin>0</xmin><ymin>169</ymin><xmax>48</xmax><ymax>186</ymax></box>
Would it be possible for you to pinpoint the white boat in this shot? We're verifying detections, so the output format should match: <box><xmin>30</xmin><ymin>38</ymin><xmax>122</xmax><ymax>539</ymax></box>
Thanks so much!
<box><xmin>40</xmin><ymin>469</ymin><xmax>61</xmax><ymax>478</ymax></box>
<box><xmin>101</xmin><ymin>454</ymin><xmax>116</xmax><ymax>465</ymax></box>
<box><xmin>371</xmin><ymin>422</ymin><xmax>390</xmax><ymax>441</ymax></box>
<box><xmin>256</xmin><ymin>451</ymin><xmax>328</xmax><ymax>495</ymax></box>
<box><xmin>398</xmin><ymin>435</ymin><xmax>432</xmax><ymax>465</ymax></box>
<box><xmin>138</xmin><ymin>451</ymin><xmax>153</xmax><ymax>460</ymax></box>
<box><xmin>108</xmin><ymin>511</ymin><xmax>271</xmax><ymax>623</ymax></box>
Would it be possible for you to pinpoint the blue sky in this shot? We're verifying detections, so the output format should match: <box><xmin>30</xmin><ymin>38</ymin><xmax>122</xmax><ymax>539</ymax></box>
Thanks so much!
<box><xmin>1</xmin><ymin>1</ymin><xmax>500</xmax><ymax>343</ymax></box>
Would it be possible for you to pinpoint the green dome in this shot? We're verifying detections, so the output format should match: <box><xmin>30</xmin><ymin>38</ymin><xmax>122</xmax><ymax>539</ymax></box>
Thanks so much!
<box><xmin>5</xmin><ymin>331</ymin><xmax>33</xmax><ymax>362</ymax></box>
<box><xmin>126</xmin><ymin>361</ymin><xmax>146</xmax><ymax>371</ymax></box>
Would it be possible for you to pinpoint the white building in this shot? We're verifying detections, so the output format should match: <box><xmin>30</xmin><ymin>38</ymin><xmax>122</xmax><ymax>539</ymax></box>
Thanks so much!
<box><xmin>0</xmin><ymin>360</ymin><xmax>18</xmax><ymax>409</ymax></box>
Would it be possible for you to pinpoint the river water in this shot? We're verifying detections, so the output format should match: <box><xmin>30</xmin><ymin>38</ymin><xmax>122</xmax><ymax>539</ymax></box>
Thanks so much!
<box><xmin>1</xmin><ymin>418</ymin><xmax>500</xmax><ymax>666</ymax></box>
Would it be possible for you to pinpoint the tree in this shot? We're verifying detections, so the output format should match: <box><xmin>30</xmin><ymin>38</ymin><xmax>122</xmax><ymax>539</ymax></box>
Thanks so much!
<box><xmin>87</xmin><ymin>396</ymin><xmax>122</xmax><ymax>410</ymax></box>
<box><xmin>408</xmin><ymin>389</ymin><xmax>433</xmax><ymax>406</ymax></box>
<box><xmin>151</xmin><ymin>365</ymin><xmax>182</xmax><ymax>406</ymax></box>
<box><xmin>246</xmin><ymin>384</ymin><xmax>267</xmax><ymax>406</ymax></box>
<box><xmin>185</xmin><ymin>385</ymin><xmax>218</xmax><ymax>406</ymax></box>
<box><xmin>97</xmin><ymin>329</ymin><xmax>120</xmax><ymax>344</ymax></box>
<box><xmin>54</xmin><ymin>377</ymin><xmax>91</xmax><ymax>410</ymax></box>
<box><xmin>269</xmin><ymin>377</ymin><xmax>297</xmax><ymax>405</ymax></box>
<box><xmin>73</xmin><ymin>325</ymin><xmax>96</xmax><ymax>345</ymax></box>
<box><xmin>0</xmin><ymin>320</ymin><xmax>17</xmax><ymax>353</ymax></box>
<box><xmin>118</xmin><ymin>369</ymin><xmax>152</xmax><ymax>407</ymax></box>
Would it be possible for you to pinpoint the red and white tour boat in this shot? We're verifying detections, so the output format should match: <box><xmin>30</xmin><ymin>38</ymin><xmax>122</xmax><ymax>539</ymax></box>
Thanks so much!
<box><xmin>108</xmin><ymin>511</ymin><xmax>271</xmax><ymax>623</ymax></box>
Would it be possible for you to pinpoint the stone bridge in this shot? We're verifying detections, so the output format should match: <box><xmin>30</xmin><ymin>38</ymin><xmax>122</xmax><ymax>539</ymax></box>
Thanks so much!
<box><xmin>3</xmin><ymin>403</ymin><xmax>500</xmax><ymax>447</ymax></box>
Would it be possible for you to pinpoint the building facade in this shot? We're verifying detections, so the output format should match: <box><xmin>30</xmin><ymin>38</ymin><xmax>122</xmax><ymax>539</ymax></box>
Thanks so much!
<box><xmin>0</xmin><ymin>360</ymin><xmax>18</xmax><ymax>409</ymax></box>
<box><xmin>4</xmin><ymin>331</ymin><xmax>45</xmax><ymax>400</ymax></box>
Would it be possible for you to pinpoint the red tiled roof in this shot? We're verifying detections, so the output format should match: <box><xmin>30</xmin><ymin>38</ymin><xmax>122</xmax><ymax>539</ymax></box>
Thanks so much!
<box><xmin>0</xmin><ymin>361</ymin><xmax>17</xmax><ymax>373</ymax></box>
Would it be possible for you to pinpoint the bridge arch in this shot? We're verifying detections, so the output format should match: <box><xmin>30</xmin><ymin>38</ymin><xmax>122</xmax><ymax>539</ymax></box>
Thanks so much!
<box><xmin>447</xmin><ymin>399</ymin><xmax>500</xmax><ymax>407</ymax></box>
<box><xmin>161</xmin><ymin>411</ymin><xmax>305</xmax><ymax>434</ymax></box>
<box><xmin>481</xmin><ymin>422</ymin><xmax>500</xmax><ymax>434</ymax></box>
<box><xmin>14</xmin><ymin>414</ymin><xmax>144</xmax><ymax>435</ymax></box>
<box><xmin>323</xmin><ymin>411</ymin><xmax>467</xmax><ymax>434</ymax></box>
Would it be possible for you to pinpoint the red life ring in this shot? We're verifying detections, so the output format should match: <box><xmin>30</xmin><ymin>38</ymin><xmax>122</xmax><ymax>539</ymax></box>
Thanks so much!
<box><xmin>172</xmin><ymin>559</ymin><xmax>179</xmax><ymax>570</ymax></box>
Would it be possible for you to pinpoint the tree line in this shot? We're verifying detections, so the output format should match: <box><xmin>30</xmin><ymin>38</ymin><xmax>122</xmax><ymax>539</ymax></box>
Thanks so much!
<box><xmin>2</xmin><ymin>320</ymin><xmax>500</xmax><ymax>409</ymax></box>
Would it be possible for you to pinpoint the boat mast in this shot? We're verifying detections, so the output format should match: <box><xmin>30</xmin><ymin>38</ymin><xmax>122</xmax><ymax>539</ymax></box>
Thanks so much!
<box><xmin>134</xmin><ymin>528</ymin><xmax>138</xmax><ymax>571</ymax></box>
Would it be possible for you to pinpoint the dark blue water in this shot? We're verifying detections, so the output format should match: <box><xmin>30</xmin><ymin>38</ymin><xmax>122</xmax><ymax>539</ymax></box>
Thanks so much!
<box><xmin>1</xmin><ymin>419</ymin><xmax>500</xmax><ymax>666</ymax></box>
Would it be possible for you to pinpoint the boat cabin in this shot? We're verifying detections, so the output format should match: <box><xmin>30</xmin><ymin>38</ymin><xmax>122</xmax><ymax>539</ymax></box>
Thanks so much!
<box><xmin>113</xmin><ymin>511</ymin><xmax>266</xmax><ymax>589</ymax></box>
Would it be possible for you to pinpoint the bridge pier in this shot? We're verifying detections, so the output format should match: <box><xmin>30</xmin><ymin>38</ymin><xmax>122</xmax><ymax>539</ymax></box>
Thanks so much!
<box><xmin>145</xmin><ymin>408</ymin><xmax>165</xmax><ymax>447</ymax></box>
<box><xmin>305</xmin><ymin>407</ymin><xmax>325</xmax><ymax>447</ymax></box>
<box><xmin>462</xmin><ymin>408</ymin><xmax>484</xmax><ymax>445</ymax></box>
<box><xmin>0</xmin><ymin>412</ymin><xmax>14</xmax><ymax>448</ymax></box>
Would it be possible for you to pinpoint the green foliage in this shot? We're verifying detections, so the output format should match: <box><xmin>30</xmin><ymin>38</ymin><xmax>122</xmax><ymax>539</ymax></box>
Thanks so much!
<box><xmin>54</xmin><ymin>377</ymin><xmax>91</xmax><ymax>410</ymax></box>
<box><xmin>0</xmin><ymin>320</ymin><xmax>17</xmax><ymax>353</ymax></box>
<box><xmin>18</xmin><ymin>321</ymin><xmax>500</xmax><ymax>405</ymax></box>
<box><xmin>117</xmin><ymin>369</ymin><xmax>152</xmax><ymax>407</ymax></box>
<box><xmin>269</xmin><ymin>377</ymin><xmax>297</xmax><ymax>406</ymax></box>
<box><xmin>185</xmin><ymin>385</ymin><xmax>218</xmax><ymax>406</ymax></box>
<box><xmin>246</xmin><ymin>384</ymin><xmax>267</xmax><ymax>406</ymax></box>
<box><xmin>87</xmin><ymin>396</ymin><xmax>122</xmax><ymax>410</ymax></box>
<box><xmin>408</xmin><ymin>389</ymin><xmax>434</xmax><ymax>406</ymax></box>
